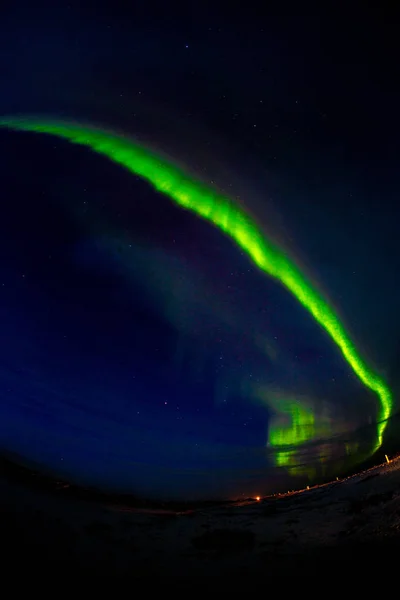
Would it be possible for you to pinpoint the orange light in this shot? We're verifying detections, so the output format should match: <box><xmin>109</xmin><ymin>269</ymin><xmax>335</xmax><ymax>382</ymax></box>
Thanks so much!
<box><xmin>256</xmin><ymin>496</ymin><xmax>260</xmax><ymax>501</ymax></box>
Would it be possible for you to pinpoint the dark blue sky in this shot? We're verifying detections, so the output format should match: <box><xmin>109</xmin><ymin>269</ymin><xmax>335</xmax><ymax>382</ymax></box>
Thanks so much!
<box><xmin>0</xmin><ymin>4</ymin><xmax>399</xmax><ymax>499</ymax></box>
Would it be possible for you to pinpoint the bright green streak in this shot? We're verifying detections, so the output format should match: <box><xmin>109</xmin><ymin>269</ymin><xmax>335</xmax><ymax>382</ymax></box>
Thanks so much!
<box><xmin>269</xmin><ymin>403</ymin><xmax>315</xmax><ymax>448</ymax></box>
<box><xmin>269</xmin><ymin>401</ymin><xmax>316</xmax><ymax>472</ymax></box>
<box><xmin>0</xmin><ymin>116</ymin><xmax>392</xmax><ymax>450</ymax></box>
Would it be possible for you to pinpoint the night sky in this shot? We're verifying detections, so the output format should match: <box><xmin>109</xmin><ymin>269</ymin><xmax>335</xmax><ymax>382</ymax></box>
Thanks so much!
<box><xmin>1</xmin><ymin>4</ymin><xmax>400</xmax><ymax>500</ymax></box>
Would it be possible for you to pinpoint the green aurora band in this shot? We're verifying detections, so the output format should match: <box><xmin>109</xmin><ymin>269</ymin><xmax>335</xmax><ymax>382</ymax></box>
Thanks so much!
<box><xmin>0</xmin><ymin>116</ymin><xmax>392</xmax><ymax>453</ymax></box>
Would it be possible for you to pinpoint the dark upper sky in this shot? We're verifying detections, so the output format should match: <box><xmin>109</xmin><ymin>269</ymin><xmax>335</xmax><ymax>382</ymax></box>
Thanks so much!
<box><xmin>0</xmin><ymin>3</ymin><xmax>399</xmax><ymax>500</ymax></box>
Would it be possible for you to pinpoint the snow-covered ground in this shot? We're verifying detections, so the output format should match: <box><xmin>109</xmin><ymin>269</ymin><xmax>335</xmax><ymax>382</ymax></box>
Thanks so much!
<box><xmin>2</xmin><ymin>455</ymin><xmax>400</xmax><ymax>577</ymax></box>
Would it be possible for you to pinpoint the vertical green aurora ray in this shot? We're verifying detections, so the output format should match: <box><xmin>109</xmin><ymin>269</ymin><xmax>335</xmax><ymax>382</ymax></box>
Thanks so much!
<box><xmin>0</xmin><ymin>117</ymin><xmax>392</xmax><ymax>451</ymax></box>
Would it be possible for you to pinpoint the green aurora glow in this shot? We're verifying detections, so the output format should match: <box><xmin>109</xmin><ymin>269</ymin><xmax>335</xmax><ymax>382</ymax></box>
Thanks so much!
<box><xmin>269</xmin><ymin>403</ymin><xmax>315</xmax><ymax>448</ymax></box>
<box><xmin>0</xmin><ymin>116</ymin><xmax>392</xmax><ymax>453</ymax></box>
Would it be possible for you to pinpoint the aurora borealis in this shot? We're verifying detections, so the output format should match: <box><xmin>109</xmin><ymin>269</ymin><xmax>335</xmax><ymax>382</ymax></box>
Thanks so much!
<box><xmin>0</xmin><ymin>117</ymin><xmax>392</xmax><ymax>462</ymax></box>
<box><xmin>4</xmin><ymin>5</ymin><xmax>400</xmax><ymax>583</ymax></box>
<box><xmin>1</xmin><ymin>6</ymin><xmax>399</xmax><ymax>503</ymax></box>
